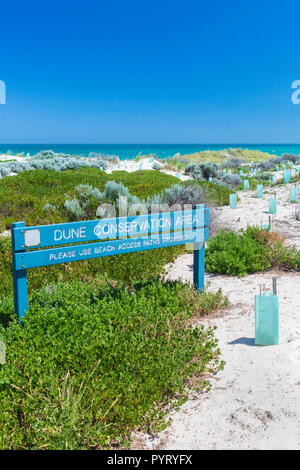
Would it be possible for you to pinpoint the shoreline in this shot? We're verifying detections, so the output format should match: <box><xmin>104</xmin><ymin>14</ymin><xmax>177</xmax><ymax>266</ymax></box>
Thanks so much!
<box><xmin>1</xmin><ymin>143</ymin><xmax>300</xmax><ymax>159</ymax></box>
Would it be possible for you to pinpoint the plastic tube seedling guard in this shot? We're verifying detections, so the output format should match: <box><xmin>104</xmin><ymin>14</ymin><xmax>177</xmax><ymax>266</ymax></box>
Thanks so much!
<box><xmin>255</xmin><ymin>277</ymin><xmax>279</xmax><ymax>346</ymax></box>
<box><xmin>261</xmin><ymin>215</ymin><xmax>272</xmax><ymax>232</ymax></box>
<box><xmin>283</xmin><ymin>170</ymin><xmax>291</xmax><ymax>184</ymax></box>
<box><xmin>268</xmin><ymin>193</ymin><xmax>277</xmax><ymax>215</ymax></box>
<box><xmin>244</xmin><ymin>179</ymin><xmax>249</xmax><ymax>190</ymax></box>
<box><xmin>257</xmin><ymin>184</ymin><xmax>263</xmax><ymax>198</ymax></box>
<box><xmin>229</xmin><ymin>193</ymin><xmax>237</xmax><ymax>209</ymax></box>
<box><xmin>290</xmin><ymin>185</ymin><xmax>298</xmax><ymax>203</ymax></box>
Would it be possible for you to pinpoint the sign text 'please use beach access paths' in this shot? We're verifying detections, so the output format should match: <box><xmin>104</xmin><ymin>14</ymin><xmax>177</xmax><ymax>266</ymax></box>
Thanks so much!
<box><xmin>11</xmin><ymin>205</ymin><xmax>209</xmax><ymax>321</ymax></box>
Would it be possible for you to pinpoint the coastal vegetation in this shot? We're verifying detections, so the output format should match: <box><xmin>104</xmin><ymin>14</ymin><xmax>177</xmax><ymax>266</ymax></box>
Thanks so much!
<box><xmin>206</xmin><ymin>227</ymin><xmax>300</xmax><ymax>276</ymax></box>
<box><xmin>0</xmin><ymin>160</ymin><xmax>231</xmax><ymax>449</ymax></box>
<box><xmin>1</xmin><ymin>149</ymin><xmax>300</xmax><ymax>449</ymax></box>
<box><xmin>0</xmin><ymin>167</ymin><xmax>233</xmax><ymax>230</ymax></box>
<box><xmin>168</xmin><ymin>147</ymin><xmax>274</xmax><ymax>166</ymax></box>
<box><xmin>0</xmin><ymin>166</ymin><xmax>233</xmax><ymax>293</ymax></box>
<box><xmin>0</xmin><ymin>279</ymin><xmax>227</xmax><ymax>449</ymax></box>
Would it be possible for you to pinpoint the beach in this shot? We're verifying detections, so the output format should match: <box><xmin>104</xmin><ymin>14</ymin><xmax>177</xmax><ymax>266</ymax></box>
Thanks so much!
<box><xmin>1</xmin><ymin>150</ymin><xmax>300</xmax><ymax>450</ymax></box>
<box><xmin>131</xmin><ymin>180</ymin><xmax>300</xmax><ymax>450</ymax></box>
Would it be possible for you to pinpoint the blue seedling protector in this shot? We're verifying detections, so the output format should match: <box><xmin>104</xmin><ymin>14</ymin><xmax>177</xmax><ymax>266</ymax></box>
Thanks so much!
<box><xmin>283</xmin><ymin>170</ymin><xmax>291</xmax><ymax>183</ymax></box>
<box><xmin>268</xmin><ymin>197</ymin><xmax>277</xmax><ymax>214</ymax></box>
<box><xmin>290</xmin><ymin>187</ymin><xmax>298</xmax><ymax>202</ymax></box>
<box><xmin>255</xmin><ymin>292</ymin><xmax>279</xmax><ymax>345</ymax></box>
<box><xmin>244</xmin><ymin>179</ymin><xmax>249</xmax><ymax>190</ymax></box>
<box><xmin>229</xmin><ymin>193</ymin><xmax>237</xmax><ymax>209</ymax></box>
<box><xmin>257</xmin><ymin>184</ymin><xmax>263</xmax><ymax>198</ymax></box>
<box><xmin>261</xmin><ymin>223</ymin><xmax>272</xmax><ymax>232</ymax></box>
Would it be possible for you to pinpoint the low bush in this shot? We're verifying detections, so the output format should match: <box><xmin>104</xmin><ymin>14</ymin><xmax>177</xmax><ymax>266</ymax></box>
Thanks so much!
<box><xmin>222</xmin><ymin>157</ymin><xmax>246</xmax><ymax>168</ymax></box>
<box><xmin>260</xmin><ymin>159</ymin><xmax>276</xmax><ymax>170</ymax></box>
<box><xmin>181</xmin><ymin>180</ymin><xmax>234</xmax><ymax>206</ymax></box>
<box><xmin>184</xmin><ymin>162</ymin><xmax>219</xmax><ymax>180</ymax></box>
<box><xmin>273</xmin><ymin>153</ymin><xmax>300</xmax><ymax>165</ymax></box>
<box><xmin>0</xmin><ymin>168</ymin><xmax>179</xmax><ymax>230</ymax></box>
<box><xmin>0</xmin><ymin>279</ymin><xmax>226</xmax><ymax>449</ymax></box>
<box><xmin>0</xmin><ymin>154</ymin><xmax>112</xmax><ymax>175</ymax></box>
<box><xmin>206</xmin><ymin>226</ymin><xmax>300</xmax><ymax>276</ymax></box>
<box><xmin>160</xmin><ymin>184</ymin><xmax>204</xmax><ymax>207</ymax></box>
<box><xmin>221</xmin><ymin>174</ymin><xmax>242</xmax><ymax>188</ymax></box>
<box><xmin>206</xmin><ymin>228</ymin><xmax>271</xmax><ymax>276</ymax></box>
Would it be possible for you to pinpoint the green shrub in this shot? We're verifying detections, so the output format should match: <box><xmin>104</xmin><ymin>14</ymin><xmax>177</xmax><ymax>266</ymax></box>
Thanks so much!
<box><xmin>206</xmin><ymin>226</ymin><xmax>300</xmax><ymax>276</ymax></box>
<box><xmin>222</xmin><ymin>157</ymin><xmax>246</xmax><ymax>168</ymax></box>
<box><xmin>181</xmin><ymin>180</ymin><xmax>234</xmax><ymax>206</ymax></box>
<box><xmin>0</xmin><ymin>169</ymin><xmax>179</xmax><ymax>230</ymax></box>
<box><xmin>184</xmin><ymin>162</ymin><xmax>219</xmax><ymax>180</ymax></box>
<box><xmin>205</xmin><ymin>228</ymin><xmax>271</xmax><ymax>276</ymax></box>
<box><xmin>222</xmin><ymin>173</ymin><xmax>242</xmax><ymax>188</ymax></box>
<box><xmin>0</xmin><ymin>279</ymin><xmax>226</xmax><ymax>449</ymax></box>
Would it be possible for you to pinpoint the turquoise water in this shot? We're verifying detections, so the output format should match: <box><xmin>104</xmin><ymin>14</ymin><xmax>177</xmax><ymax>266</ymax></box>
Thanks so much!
<box><xmin>1</xmin><ymin>143</ymin><xmax>300</xmax><ymax>160</ymax></box>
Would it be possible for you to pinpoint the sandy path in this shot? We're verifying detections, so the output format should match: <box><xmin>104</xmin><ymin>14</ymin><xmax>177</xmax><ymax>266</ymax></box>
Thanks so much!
<box><xmin>132</xmin><ymin>265</ymin><xmax>300</xmax><ymax>450</ymax></box>
<box><xmin>216</xmin><ymin>180</ymin><xmax>300</xmax><ymax>248</ymax></box>
<box><xmin>132</xmin><ymin>181</ymin><xmax>300</xmax><ymax>450</ymax></box>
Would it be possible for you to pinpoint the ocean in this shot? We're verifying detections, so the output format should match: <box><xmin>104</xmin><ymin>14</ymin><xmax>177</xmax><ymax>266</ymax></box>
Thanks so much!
<box><xmin>1</xmin><ymin>143</ymin><xmax>300</xmax><ymax>160</ymax></box>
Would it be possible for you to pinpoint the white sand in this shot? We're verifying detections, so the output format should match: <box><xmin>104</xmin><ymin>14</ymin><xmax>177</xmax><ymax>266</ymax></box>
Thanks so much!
<box><xmin>0</xmin><ymin>153</ymin><xmax>191</xmax><ymax>180</ymax></box>
<box><xmin>217</xmin><ymin>180</ymin><xmax>300</xmax><ymax>249</ymax></box>
<box><xmin>0</xmin><ymin>154</ymin><xmax>28</xmax><ymax>162</ymax></box>
<box><xmin>134</xmin><ymin>269</ymin><xmax>300</xmax><ymax>450</ymax></box>
<box><xmin>131</xmin><ymin>181</ymin><xmax>300</xmax><ymax>451</ymax></box>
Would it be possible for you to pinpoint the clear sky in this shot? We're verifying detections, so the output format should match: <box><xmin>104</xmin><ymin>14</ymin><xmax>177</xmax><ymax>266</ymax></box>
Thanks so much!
<box><xmin>0</xmin><ymin>0</ymin><xmax>300</xmax><ymax>143</ymax></box>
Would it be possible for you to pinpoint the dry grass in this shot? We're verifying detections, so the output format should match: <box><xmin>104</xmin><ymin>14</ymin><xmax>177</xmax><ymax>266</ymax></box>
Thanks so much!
<box><xmin>254</xmin><ymin>229</ymin><xmax>285</xmax><ymax>246</ymax></box>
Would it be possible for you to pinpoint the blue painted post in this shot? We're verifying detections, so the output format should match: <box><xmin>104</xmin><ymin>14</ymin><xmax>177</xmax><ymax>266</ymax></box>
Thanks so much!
<box><xmin>193</xmin><ymin>204</ymin><xmax>205</xmax><ymax>293</ymax></box>
<box><xmin>11</xmin><ymin>222</ymin><xmax>28</xmax><ymax>323</ymax></box>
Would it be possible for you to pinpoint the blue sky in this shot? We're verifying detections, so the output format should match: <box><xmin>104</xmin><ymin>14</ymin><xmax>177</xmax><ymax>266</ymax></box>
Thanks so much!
<box><xmin>0</xmin><ymin>0</ymin><xmax>300</xmax><ymax>143</ymax></box>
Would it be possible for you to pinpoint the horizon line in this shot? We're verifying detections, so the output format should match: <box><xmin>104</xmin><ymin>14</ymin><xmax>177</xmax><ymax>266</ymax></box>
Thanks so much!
<box><xmin>1</xmin><ymin>142</ymin><xmax>300</xmax><ymax>146</ymax></box>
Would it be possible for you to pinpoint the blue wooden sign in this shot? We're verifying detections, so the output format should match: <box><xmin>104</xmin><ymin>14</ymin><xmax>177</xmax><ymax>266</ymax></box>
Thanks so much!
<box><xmin>11</xmin><ymin>204</ymin><xmax>209</xmax><ymax>321</ymax></box>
